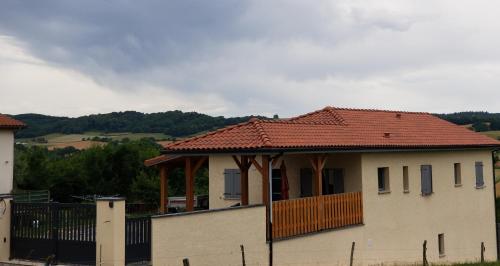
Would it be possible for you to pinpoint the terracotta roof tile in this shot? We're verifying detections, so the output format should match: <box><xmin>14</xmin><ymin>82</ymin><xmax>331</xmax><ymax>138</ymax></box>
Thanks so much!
<box><xmin>162</xmin><ymin>106</ymin><xmax>500</xmax><ymax>152</ymax></box>
<box><xmin>0</xmin><ymin>114</ymin><xmax>25</xmax><ymax>129</ymax></box>
<box><xmin>144</xmin><ymin>155</ymin><xmax>184</xmax><ymax>167</ymax></box>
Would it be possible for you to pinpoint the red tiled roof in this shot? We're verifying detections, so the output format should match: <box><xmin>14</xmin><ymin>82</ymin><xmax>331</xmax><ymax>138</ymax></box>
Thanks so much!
<box><xmin>144</xmin><ymin>155</ymin><xmax>184</xmax><ymax>167</ymax></box>
<box><xmin>0</xmin><ymin>114</ymin><xmax>25</xmax><ymax>129</ymax></box>
<box><xmin>162</xmin><ymin>107</ymin><xmax>500</xmax><ymax>153</ymax></box>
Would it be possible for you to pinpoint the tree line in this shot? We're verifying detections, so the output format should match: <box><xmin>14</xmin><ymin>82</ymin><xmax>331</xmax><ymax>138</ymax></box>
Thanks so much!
<box><xmin>12</xmin><ymin>111</ymin><xmax>260</xmax><ymax>138</ymax></box>
<box><xmin>436</xmin><ymin>111</ymin><xmax>500</xmax><ymax>132</ymax></box>
<box><xmin>13</xmin><ymin>138</ymin><xmax>208</xmax><ymax>204</ymax></box>
<box><xmin>12</xmin><ymin>110</ymin><xmax>500</xmax><ymax>140</ymax></box>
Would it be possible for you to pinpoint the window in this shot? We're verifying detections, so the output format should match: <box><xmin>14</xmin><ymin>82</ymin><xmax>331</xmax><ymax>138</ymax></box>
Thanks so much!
<box><xmin>475</xmin><ymin>161</ymin><xmax>484</xmax><ymax>188</ymax></box>
<box><xmin>421</xmin><ymin>165</ymin><xmax>433</xmax><ymax>196</ymax></box>
<box><xmin>378</xmin><ymin>167</ymin><xmax>390</xmax><ymax>193</ymax></box>
<box><xmin>438</xmin><ymin>233</ymin><xmax>445</xmax><ymax>256</ymax></box>
<box><xmin>323</xmin><ymin>168</ymin><xmax>345</xmax><ymax>195</ymax></box>
<box><xmin>272</xmin><ymin>169</ymin><xmax>282</xmax><ymax>201</ymax></box>
<box><xmin>300</xmin><ymin>168</ymin><xmax>313</xmax><ymax>197</ymax></box>
<box><xmin>224</xmin><ymin>169</ymin><xmax>241</xmax><ymax>199</ymax></box>
<box><xmin>454</xmin><ymin>163</ymin><xmax>462</xmax><ymax>186</ymax></box>
<box><xmin>403</xmin><ymin>166</ymin><xmax>409</xmax><ymax>192</ymax></box>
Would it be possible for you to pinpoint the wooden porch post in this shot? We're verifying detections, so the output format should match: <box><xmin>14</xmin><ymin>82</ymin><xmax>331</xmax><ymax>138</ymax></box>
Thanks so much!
<box><xmin>262</xmin><ymin>155</ymin><xmax>270</xmax><ymax>208</ymax></box>
<box><xmin>185</xmin><ymin>156</ymin><xmax>207</xmax><ymax>212</ymax></box>
<box><xmin>310</xmin><ymin>154</ymin><xmax>327</xmax><ymax>196</ymax></box>
<box><xmin>159</xmin><ymin>165</ymin><xmax>169</xmax><ymax>213</ymax></box>
<box><xmin>185</xmin><ymin>157</ymin><xmax>194</xmax><ymax>212</ymax></box>
<box><xmin>250</xmin><ymin>155</ymin><xmax>271</xmax><ymax>239</ymax></box>
<box><xmin>232</xmin><ymin>155</ymin><xmax>251</xmax><ymax>206</ymax></box>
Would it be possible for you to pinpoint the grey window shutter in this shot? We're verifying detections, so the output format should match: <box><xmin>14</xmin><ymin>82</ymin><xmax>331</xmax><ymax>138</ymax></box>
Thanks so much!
<box><xmin>233</xmin><ymin>171</ymin><xmax>241</xmax><ymax>197</ymax></box>
<box><xmin>224</xmin><ymin>170</ymin><xmax>233</xmax><ymax>198</ymax></box>
<box><xmin>421</xmin><ymin>165</ymin><xmax>433</xmax><ymax>195</ymax></box>
<box><xmin>475</xmin><ymin>162</ymin><xmax>484</xmax><ymax>187</ymax></box>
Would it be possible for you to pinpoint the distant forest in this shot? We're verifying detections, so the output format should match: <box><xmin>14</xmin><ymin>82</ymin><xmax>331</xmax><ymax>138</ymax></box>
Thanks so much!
<box><xmin>12</xmin><ymin>111</ymin><xmax>261</xmax><ymax>138</ymax></box>
<box><xmin>436</xmin><ymin>112</ymin><xmax>500</xmax><ymax>132</ymax></box>
<box><xmin>9</xmin><ymin>110</ymin><xmax>500</xmax><ymax>139</ymax></box>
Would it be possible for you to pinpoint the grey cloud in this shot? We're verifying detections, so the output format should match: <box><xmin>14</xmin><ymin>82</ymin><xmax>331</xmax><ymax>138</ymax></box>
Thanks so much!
<box><xmin>1</xmin><ymin>0</ymin><xmax>500</xmax><ymax>116</ymax></box>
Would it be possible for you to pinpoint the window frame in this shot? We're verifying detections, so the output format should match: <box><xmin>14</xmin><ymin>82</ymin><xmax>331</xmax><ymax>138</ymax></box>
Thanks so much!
<box><xmin>475</xmin><ymin>161</ymin><xmax>485</xmax><ymax>189</ymax></box>
<box><xmin>421</xmin><ymin>165</ymin><xmax>433</xmax><ymax>196</ymax></box>
<box><xmin>403</xmin><ymin>166</ymin><xmax>409</xmax><ymax>193</ymax></box>
<box><xmin>438</xmin><ymin>233</ymin><xmax>445</xmax><ymax>256</ymax></box>
<box><xmin>377</xmin><ymin>167</ymin><xmax>390</xmax><ymax>194</ymax></box>
<box><xmin>224</xmin><ymin>168</ymin><xmax>241</xmax><ymax>199</ymax></box>
<box><xmin>454</xmin><ymin>163</ymin><xmax>462</xmax><ymax>187</ymax></box>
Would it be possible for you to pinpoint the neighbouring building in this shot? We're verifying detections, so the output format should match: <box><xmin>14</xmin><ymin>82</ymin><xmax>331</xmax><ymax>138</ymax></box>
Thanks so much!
<box><xmin>146</xmin><ymin>106</ymin><xmax>500</xmax><ymax>266</ymax></box>
<box><xmin>0</xmin><ymin>115</ymin><xmax>25</xmax><ymax>194</ymax></box>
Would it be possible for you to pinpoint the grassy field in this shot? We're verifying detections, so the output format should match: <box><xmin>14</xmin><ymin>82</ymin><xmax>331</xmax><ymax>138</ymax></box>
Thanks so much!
<box><xmin>483</xmin><ymin>131</ymin><xmax>500</xmax><ymax>139</ymax></box>
<box><xmin>450</xmin><ymin>263</ymin><xmax>500</xmax><ymax>266</ymax></box>
<box><xmin>18</xmin><ymin>132</ymin><xmax>173</xmax><ymax>150</ymax></box>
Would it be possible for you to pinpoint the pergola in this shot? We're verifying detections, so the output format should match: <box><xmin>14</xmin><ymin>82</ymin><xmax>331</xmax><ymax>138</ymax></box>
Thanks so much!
<box><xmin>144</xmin><ymin>153</ymin><xmax>328</xmax><ymax>213</ymax></box>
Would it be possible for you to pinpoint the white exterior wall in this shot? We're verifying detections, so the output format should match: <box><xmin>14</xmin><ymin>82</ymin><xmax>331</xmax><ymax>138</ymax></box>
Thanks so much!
<box><xmin>0</xmin><ymin>130</ymin><xmax>14</xmax><ymax>194</ymax></box>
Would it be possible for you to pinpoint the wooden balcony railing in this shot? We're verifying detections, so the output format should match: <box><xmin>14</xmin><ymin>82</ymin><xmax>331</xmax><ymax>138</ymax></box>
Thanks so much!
<box><xmin>272</xmin><ymin>191</ymin><xmax>363</xmax><ymax>239</ymax></box>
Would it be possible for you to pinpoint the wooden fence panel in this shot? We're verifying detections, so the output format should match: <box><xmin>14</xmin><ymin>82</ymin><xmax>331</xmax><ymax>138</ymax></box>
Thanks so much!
<box><xmin>272</xmin><ymin>192</ymin><xmax>363</xmax><ymax>239</ymax></box>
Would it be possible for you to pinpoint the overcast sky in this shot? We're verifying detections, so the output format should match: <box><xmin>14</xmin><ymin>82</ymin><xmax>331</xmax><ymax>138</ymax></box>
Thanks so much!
<box><xmin>0</xmin><ymin>1</ymin><xmax>499</xmax><ymax>118</ymax></box>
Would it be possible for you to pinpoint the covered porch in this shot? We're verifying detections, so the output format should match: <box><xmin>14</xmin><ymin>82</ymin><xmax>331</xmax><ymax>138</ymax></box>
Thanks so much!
<box><xmin>146</xmin><ymin>152</ymin><xmax>364</xmax><ymax>239</ymax></box>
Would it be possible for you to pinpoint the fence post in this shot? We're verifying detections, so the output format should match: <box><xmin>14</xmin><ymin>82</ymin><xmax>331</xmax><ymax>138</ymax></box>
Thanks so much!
<box><xmin>51</xmin><ymin>203</ymin><xmax>59</xmax><ymax>263</ymax></box>
<box><xmin>96</xmin><ymin>197</ymin><xmax>125</xmax><ymax>266</ymax></box>
<box><xmin>349</xmin><ymin>242</ymin><xmax>355</xmax><ymax>266</ymax></box>
<box><xmin>423</xmin><ymin>240</ymin><xmax>428</xmax><ymax>266</ymax></box>
<box><xmin>240</xmin><ymin>245</ymin><xmax>246</xmax><ymax>266</ymax></box>
<box><xmin>481</xmin><ymin>242</ymin><xmax>485</xmax><ymax>263</ymax></box>
<box><xmin>0</xmin><ymin>195</ymin><xmax>12</xmax><ymax>262</ymax></box>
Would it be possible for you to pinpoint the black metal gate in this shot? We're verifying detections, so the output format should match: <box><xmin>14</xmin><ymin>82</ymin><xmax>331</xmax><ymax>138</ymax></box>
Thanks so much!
<box><xmin>125</xmin><ymin>216</ymin><xmax>151</xmax><ymax>264</ymax></box>
<box><xmin>10</xmin><ymin>202</ymin><xmax>96</xmax><ymax>265</ymax></box>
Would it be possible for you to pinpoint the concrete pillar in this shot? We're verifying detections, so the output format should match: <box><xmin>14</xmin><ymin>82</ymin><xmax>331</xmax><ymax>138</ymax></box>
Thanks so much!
<box><xmin>96</xmin><ymin>197</ymin><xmax>125</xmax><ymax>266</ymax></box>
<box><xmin>0</xmin><ymin>195</ymin><xmax>12</xmax><ymax>262</ymax></box>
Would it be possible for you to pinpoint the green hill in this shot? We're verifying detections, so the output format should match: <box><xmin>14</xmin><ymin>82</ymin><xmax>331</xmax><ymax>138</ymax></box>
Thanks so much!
<box><xmin>10</xmin><ymin>110</ymin><xmax>500</xmax><ymax>140</ymax></box>
<box><xmin>12</xmin><ymin>111</ymin><xmax>262</xmax><ymax>139</ymax></box>
<box><xmin>436</xmin><ymin>112</ymin><xmax>500</xmax><ymax>132</ymax></box>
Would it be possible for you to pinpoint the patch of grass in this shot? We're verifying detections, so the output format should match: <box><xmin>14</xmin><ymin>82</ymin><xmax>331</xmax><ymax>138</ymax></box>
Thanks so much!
<box><xmin>17</xmin><ymin>132</ymin><xmax>172</xmax><ymax>149</ymax></box>
<box><xmin>482</xmin><ymin>130</ymin><xmax>500</xmax><ymax>139</ymax></box>
<box><xmin>449</xmin><ymin>262</ymin><xmax>500</xmax><ymax>266</ymax></box>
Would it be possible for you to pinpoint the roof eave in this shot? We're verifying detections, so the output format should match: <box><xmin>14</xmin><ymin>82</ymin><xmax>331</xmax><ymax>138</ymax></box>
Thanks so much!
<box><xmin>161</xmin><ymin>144</ymin><xmax>500</xmax><ymax>156</ymax></box>
<box><xmin>0</xmin><ymin>125</ymin><xmax>26</xmax><ymax>130</ymax></box>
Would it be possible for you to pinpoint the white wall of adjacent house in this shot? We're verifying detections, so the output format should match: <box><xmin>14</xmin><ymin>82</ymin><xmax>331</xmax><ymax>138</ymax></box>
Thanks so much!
<box><xmin>0</xmin><ymin>130</ymin><xmax>14</xmax><ymax>194</ymax></box>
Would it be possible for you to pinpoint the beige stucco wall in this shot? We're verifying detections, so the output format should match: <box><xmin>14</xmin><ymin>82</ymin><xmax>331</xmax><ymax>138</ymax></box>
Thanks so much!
<box><xmin>199</xmin><ymin>150</ymin><xmax>497</xmax><ymax>265</ymax></box>
<box><xmin>208</xmin><ymin>154</ymin><xmax>362</xmax><ymax>208</ymax></box>
<box><xmin>274</xmin><ymin>226</ymin><xmax>364</xmax><ymax>266</ymax></box>
<box><xmin>209</xmin><ymin>155</ymin><xmax>264</xmax><ymax>208</ymax></box>
<box><xmin>360</xmin><ymin>150</ymin><xmax>497</xmax><ymax>264</ymax></box>
<box><xmin>0</xmin><ymin>131</ymin><xmax>14</xmax><ymax>194</ymax></box>
<box><xmin>96</xmin><ymin>199</ymin><xmax>125</xmax><ymax>266</ymax></box>
<box><xmin>0</xmin><ymin>197</ymin><xmax>11</xmax><ymax>262</ymax></box>
<box><xmin>151</xmin><ymin>205</ymin><xmax>267</xmax><ymax>266</ymax></box>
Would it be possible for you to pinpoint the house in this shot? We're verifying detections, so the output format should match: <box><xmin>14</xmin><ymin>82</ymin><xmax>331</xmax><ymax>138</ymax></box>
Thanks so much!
<box><xmin>146</xmin><ymin>106</ymin><xmax>500</xmax><ymax>266</ymax></box>
<box><xmin>0</xmin><ymin>115</ymin><xmax>25</xmax><ymax>195</ymax></box>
